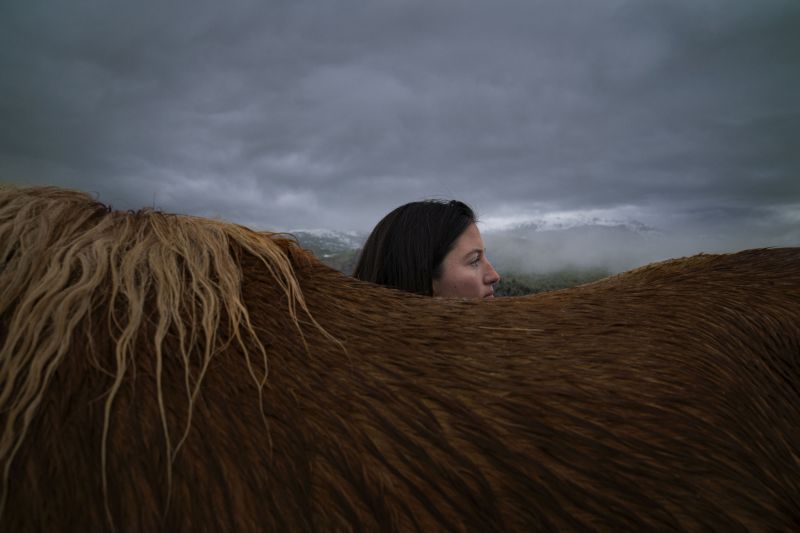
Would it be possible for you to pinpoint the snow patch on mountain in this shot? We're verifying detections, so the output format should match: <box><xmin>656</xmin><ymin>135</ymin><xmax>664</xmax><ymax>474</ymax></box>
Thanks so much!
<box><xmin>289</xmin><ymin>228</ymin><xmax>367</xmax><ymax>255</ymax></box>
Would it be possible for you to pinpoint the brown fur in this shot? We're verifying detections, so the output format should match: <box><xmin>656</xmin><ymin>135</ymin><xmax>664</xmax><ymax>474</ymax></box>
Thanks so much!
<box><xmin>2</xmin><ymin>186</ymin><xmax>799</xmax><ymax>531</ymax></box>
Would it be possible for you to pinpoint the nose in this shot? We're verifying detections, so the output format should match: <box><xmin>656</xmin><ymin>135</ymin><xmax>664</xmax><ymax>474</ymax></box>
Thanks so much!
<box><xmin>484</xmin><ymin>259</ymin><xmax>500</xmax><ymax>286</ymax></box>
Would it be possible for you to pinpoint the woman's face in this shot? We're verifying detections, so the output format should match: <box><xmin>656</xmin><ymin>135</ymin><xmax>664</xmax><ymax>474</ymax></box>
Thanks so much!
<box><xmin>432</xmin><ymin>223</ymin><xmax>500</xmax><ymax>298</ymax></box>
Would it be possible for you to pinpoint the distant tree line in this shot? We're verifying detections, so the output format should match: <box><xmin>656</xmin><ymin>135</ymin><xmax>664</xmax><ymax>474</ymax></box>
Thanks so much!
<box><xmin>494</xmin><ymin>269</ymin><xmax>610</xmax><ymax>296</ymax></box>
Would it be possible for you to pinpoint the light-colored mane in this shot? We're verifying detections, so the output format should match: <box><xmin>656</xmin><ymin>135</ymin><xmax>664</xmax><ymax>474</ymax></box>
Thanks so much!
<box><xmin>0</xmin><ymin>186</ymin><xmax>315</xmax><ymax>522</ymax></box>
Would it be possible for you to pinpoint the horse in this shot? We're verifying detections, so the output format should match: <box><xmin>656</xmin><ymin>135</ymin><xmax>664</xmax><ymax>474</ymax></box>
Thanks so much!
<box><xmin>1</xmin><ymin>186</ymin><xmax>799</xmax><ymax>530</ymax></box>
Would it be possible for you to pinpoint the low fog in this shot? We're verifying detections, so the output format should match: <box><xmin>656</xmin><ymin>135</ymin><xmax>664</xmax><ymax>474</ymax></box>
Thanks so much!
<box><xmin>482</xmin><ymin>219</ymin><xmax>799</xmax><ymax>274</ymax></box>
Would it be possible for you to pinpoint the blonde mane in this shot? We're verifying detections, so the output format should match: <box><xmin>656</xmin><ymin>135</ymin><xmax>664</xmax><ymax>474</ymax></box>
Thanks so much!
<box><xmin>0</xmin><ymin>186</ymin><xmax>319</xmax><ymax>523</ymax></box>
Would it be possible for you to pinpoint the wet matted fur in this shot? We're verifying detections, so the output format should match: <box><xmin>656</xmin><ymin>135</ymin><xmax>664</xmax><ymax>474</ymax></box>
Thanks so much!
<box><xmin>1</xmin><ymin>186</ymin><xmax>799</xmax><ymax>530</ymax></box>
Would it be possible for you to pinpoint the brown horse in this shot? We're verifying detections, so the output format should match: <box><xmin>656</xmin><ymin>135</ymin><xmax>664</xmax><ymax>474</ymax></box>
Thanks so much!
<box><xmin>1</xmin><ymin>186</ymin><xmax>799</xmax><ymax>531</ymax></box>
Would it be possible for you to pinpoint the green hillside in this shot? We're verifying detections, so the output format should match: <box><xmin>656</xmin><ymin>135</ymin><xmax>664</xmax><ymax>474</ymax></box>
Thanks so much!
<box><xmin>493</xmin><ymin>268</ymin><xmax>610</xmax><ymax>296</ymax></box>
<box><xmin>318</xmin><ymin>249</ymin><xmax>360</xmax><ymax>274</ymax></box>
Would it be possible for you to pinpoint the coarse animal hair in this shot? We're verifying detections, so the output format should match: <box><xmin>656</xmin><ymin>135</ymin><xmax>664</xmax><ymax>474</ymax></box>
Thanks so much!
<box><xmin>0</xmin><ymin>186</ymin><xmax>333</xmax><ymax>527</ymax></box>
<box><xmin>1</xmin><ymin>186</ymin><xmax>799</xmax><ymax>531</ymax></box>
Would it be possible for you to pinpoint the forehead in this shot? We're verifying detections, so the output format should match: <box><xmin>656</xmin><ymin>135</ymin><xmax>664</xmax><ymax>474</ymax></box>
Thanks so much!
<box><xmin>451</xmin><ymin>223</ymin><xmax>484</xmax><ymax>254</ymax></box>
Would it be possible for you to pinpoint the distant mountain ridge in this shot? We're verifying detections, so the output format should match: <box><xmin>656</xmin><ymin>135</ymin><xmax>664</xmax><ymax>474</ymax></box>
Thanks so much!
<box><xmin>291</xmin><ymin>229</ymin><xmax>365</xmax><ymax>274</ymax></box>
<box><xmin>290</xmin><ymin>229</ymin><xmax>366</xmax><ymax>257</ymax></box>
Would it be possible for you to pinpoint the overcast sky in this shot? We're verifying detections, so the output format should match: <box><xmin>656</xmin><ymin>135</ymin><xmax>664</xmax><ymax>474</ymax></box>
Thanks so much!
<box><xmin>2</xmin><ymin>0</ymin><xmax>798</xmax><ymax>255</ymax></box>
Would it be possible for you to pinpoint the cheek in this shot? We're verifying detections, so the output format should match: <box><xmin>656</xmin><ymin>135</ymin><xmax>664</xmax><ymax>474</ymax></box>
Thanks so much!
<box><xmin>446</xmin><ymin>269</ymin><xmax>484</xmax><ymax>295</ymax></box>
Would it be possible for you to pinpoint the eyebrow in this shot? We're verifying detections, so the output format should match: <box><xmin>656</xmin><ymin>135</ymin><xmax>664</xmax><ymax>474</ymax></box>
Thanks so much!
<box><xmin>463</xmin><ymin>249</ymin><xmax>484</xmax><ymax>261</ymax></box>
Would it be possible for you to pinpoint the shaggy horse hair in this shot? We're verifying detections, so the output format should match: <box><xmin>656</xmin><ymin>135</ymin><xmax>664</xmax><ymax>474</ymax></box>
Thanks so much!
<box><xmin>1</xmin><ymin>186</ymin><xmax>799</xmax><ymax>531</ymax></box>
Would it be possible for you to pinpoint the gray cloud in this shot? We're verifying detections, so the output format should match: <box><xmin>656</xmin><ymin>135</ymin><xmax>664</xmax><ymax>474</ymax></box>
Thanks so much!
<box><xmin>1</xmin><ymin>0</ymin><xmax>798</xmax><ymax>265</ymax></box>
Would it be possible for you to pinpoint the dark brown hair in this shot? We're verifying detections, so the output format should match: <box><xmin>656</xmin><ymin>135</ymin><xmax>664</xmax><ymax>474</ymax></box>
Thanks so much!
<box><xmin>352</xmin><ymin>200</ymin><xmax>476</xmax><ymax>295</ymax></box>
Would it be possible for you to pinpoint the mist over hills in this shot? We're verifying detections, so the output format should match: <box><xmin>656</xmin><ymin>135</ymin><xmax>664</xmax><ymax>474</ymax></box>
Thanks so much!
<box><xmin>291</xmin><ymin>220</ymin><xmax>771</xmax><ymax>295</ymax></box>
<box><xmin>292</xmin><ymin>220</ymin><xmax>665</xmax><ymax>276</ymax></box>
<box><xmin>484</xmin><ymin>222</ymin><xmax>658</xmax><ymax>274</ymax></box>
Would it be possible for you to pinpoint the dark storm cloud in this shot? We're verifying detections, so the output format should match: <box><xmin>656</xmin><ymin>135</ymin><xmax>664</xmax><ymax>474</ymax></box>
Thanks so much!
<box><xmin>1</xmin><ymin>0</ymin><xmax>798</xmax><ymax>260</ymax></box>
